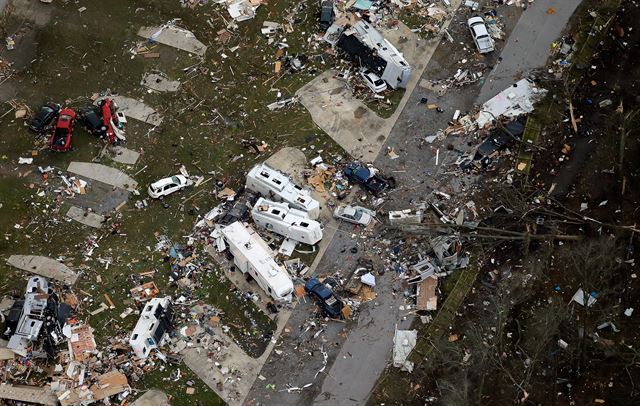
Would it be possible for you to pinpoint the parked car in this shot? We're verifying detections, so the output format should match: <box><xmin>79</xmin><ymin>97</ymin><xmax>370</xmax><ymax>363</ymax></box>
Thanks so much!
<box><xmin>148</xmin><ymin>175</ymin><xmax>193</xmax><ymax>199</ymax></box>
<box><xmin>304</xmin><ymin>278</ymin><xmax>344</xmax><ymax>319</ymax></box>
<box><xmin>343</xmin><ymin>163</ymin><xmax>396</xmax><ymax>196</ymax></box>
<box><xmin>29</xmin><ymin>102</ymin><xmax>60</xmax><ymax>133</ymax></box>
<box><xmin>468</xmin><ymin>17</ymin><xmax>494</xmax><ymax>53</ymax></box>
<box><xmin>79</xmin><ymin>105</ymin><xmax>107</xmax><ymax>137</ymax></box>
<box><xmin>319</xmin><ymin>0</ymin><xmax>335</xmax><ymax>31</ymax></box>
<box><xmin>49</xmin><ymin>108</ymin><xmax>76</xmax><ymax>152</ymax></box>
<box><xmin>360</xmin><ymin>69</ymin><xmax>387</xmax><ymax>93</ymax></box>
<box><xmin>333</xmin><ymin>205</ymin><xmax>374</xmax><ymax>226</ymax></box>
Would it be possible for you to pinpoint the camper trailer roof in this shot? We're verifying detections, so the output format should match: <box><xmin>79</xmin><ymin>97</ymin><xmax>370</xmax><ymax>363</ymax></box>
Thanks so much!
<box><xmin>222</xmin><ymin>221</ymin><xmax>294</xmax><ymax>297</ymax></box>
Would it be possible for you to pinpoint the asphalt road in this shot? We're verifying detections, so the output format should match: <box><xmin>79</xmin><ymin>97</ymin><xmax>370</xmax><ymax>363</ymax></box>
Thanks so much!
<box><xmin>476</xmin><ymin>0</ymin><xmax>583</xmax><ymax>103</ymax></box>
<box><xmin>245</xmin><ymin>1</ymin><xmax>583</xmax><ymax>405</ymax></box>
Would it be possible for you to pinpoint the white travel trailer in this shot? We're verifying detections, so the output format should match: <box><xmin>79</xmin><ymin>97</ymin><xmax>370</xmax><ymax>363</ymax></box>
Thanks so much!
<box><xmin>245</xmin><ymin>163</ymin><xmax>320</xmax><ymax>220</ymax></box>
<box><xmin>337</xmin><ymin>20</ymin><xmax>412</xmax><ymax>89</ymax></box>
<box><xmin>251</xmin><ymin>198</ymin><xmax>323</xmax><ymax>245</ymax></box>
<box><xmin>7</xmin><ymin>276</ymin><xmax>49</xmax><ymax>355</ymax></box>
<box><xmin>222</xmin><ymin>221</ymin><xmax>294</xmax><ymax>302</ymax></box>
<box><xmin>129</xmin><ymin>296</ymin><xmax>173</xmax><ymax>359</ymax></box>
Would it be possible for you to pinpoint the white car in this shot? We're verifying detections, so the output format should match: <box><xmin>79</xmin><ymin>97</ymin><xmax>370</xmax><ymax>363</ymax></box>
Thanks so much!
<box><xmin>360</xmin><ymin>69</ymin><xmax>387</xmax><ymax>93</ymax></box>
<box><xmin>467</xmin><ymin>17</ymin><xmax>494</xmax><ymax>53</ymax></box>
<box><xmin>147</xmin><ymin>175</ymin><xmax>193</xmax><ymax>199</ymax></box>
<box><xmin>333</xmin><ymin>205</ymin><xmax>375</xmax><ymax>226</ymax></box>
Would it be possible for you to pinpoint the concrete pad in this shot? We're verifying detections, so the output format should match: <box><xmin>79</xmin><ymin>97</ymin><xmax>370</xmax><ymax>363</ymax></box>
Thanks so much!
<box><xmin>66</xmin><ymin>206</ymin><xmax>105</xmax><ymax>229</ymax></box>
<box><xmin>182</xmin><ymin>328</ymin><xmax>256</xmax><ymax>406</ymax></box>
<box><xmin>131</xmin><ymin>390</ymin><xmax>169</xmax><ymax>406</ymax></box>
<box><xmin>0</xmin><ymin>384</ymin><xmax>57</xmax><ymax>406</ymax></box>
<box><xmin>110</xmin><ymin>146</ymin><xmax>140</xmax><ymax>165</ymax></box>
<box><xmin>110</xmin><ymin>95</ymin><xmax>163</xmax><ymax>126</ymax></box>
<box><xmin>67</xmin><ymin>162</ymin><xmax>138</xmax><ymax>191</ymax></box>
<box><xmin>182</xmin><ymin>310</ymin><xmax>291</xmax><ymax>406</ymax></box>
<box><xmin>297</xmin><ymin>71</ymin><xmax>388</xmax><ymax>161</ymax></box>
<box><xmin>264</xmin><ymin>147</ymin><xmax>307</xmax><ymax>185</ymax></box>
<box><xmin>141</xmin><ymin>72</ymin><xmax>180</xmax><ymax>92</ymax></box>
<box><xmin>378</xmin><ymin>22</ymin><xmax>428</xmax><ymax>69</ymax></box>
<box><xmin>138</xmin><ymin>25</ymin><xmax>207</xmax><ymax>57</ymax></box>
<box><xmin>6</xmin><ymin>255</ymin><xmax>78</xmax><ymax>285</ymax></box>
<box><xmin>67</xmin><ymin>177</ymin><xmax>130</xmax><ymax>215</ymax></box>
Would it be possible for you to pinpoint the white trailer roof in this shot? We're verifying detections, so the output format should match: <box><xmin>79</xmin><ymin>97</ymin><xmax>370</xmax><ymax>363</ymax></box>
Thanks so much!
<box><xmin>246</xmin><ymin>163</ymin><xmax>320</xmax><ymax>219</ymax></box>
<box><xmin>350</xmin><ymin>21</ymin><xmax>410</xmax><ymax>72</ymax></box>
<box><xmin>222</xmin><ymin>221</ymin><xmax>293</xmax><ymax>298</ymax></box>
<box><xmin>252</xmin><ymin>198</ymin><xmax>322</xmax><ymax>245</ymax></box>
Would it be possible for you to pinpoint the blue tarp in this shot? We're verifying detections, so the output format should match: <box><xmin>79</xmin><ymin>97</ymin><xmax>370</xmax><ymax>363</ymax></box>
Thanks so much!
<box><xmin>354</xmin><ymin>0</ymin><xmax>373</xmax><ymax>10</ymax></box>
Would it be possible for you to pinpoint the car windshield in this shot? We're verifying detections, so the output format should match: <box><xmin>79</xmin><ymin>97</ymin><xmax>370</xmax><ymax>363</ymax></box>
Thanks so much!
<box><xmin>353</xmin><ymin>210</ymin><xmax>363</xmax><ymax>221</ymax></box>
<box><xmin>374</xmin><ymin>79</ymin><xmax>385</xmax><ymax>86</ymax></box>
<box><xmin>170</xmin><ymin>176</ymin><xmax>181</xmax><ymax>184</ymax></box>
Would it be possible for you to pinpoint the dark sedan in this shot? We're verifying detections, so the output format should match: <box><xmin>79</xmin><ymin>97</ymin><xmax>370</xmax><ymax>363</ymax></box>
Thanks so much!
<box><xmin>29</xmin><ymin>102</ymin><xmax>60</xmax><ymax>133</ymax></box>
<box><xmin>79</xmin><ymin>105</ymin><xmax>107</xmax><ymax>137</ymax></box>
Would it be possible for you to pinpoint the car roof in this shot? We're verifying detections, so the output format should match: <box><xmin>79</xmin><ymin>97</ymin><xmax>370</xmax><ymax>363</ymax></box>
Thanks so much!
<box><xmin>342</xmin><ymin>206</ymin><xmax>357</xmax><ymax>216</ymax></box>
<box><xmin>364</xmin><ymin>71</ymin><xmax>380</xmax><ymax>80</ymax></box>
<box><xmin>151</xmin><ymin>175</ymin><xmax>183</xmax><ymax>189</ymax></box>
<box><xmin>470</xmin><ymin>20</ymin><xmax>489</xmax><ymax>36</ymax></box>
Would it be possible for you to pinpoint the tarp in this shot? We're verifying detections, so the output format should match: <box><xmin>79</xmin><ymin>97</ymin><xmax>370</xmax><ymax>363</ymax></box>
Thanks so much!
<box><xmin>354</xmin><ymin>0</ymin><xmax>373</xmax><ymax>9</ymax></box>
<box><xmin>393</xmin><ymin>328</ymin><xmax>417</xmax><ymax>372</ymax></box>
<box><xmin>361</xmin><ymin>272</ymin><xmax>376</xmax><ymax>287</ymax></box>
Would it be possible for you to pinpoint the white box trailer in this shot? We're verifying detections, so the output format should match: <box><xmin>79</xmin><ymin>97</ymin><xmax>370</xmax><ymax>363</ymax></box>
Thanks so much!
<box><xmin>251</xmin><ymin>198</ymin><xmax>323</xmax><ymax>245</ymax></box>
<box><xmin>222</xmin><ymin>221</ymin><xmax>294</xmax><ymax>302</ymax></box>
<box><xmin>245</xmin><ymin>163</ymin><xmax>320</xmax><ymax>220</ymax></box>
<box><xmin>129</xmin><ymin>296</ymin><xmax>173</xmax><ymax>359</ymax></box>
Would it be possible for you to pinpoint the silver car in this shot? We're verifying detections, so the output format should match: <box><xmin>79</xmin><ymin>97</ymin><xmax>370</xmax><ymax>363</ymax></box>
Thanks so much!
<box><xmin>148</xmin><ymin>175</ymin><xmax>193</xmax><ymax>199</ymax></box>
<box><xmin>333</xmin><ymin>205</ymin><xmax>375</xmax><ymax>226</ymax></box>
<box><xmin>468</xmin><ymin>17</ymin><xmax>494</xmax><ymax>53</ymax></box>
<box><xmin>360</xmin><ymin>69</ymin><xmax>388</xmax><ymax>94</ymax></box>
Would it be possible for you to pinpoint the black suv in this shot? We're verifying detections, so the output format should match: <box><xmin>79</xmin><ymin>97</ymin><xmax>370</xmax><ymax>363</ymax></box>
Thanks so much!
<box><xmin>78</xmin><ymin>105</ymin><xmax>107</xmax><ymax>137</ymax></box>
<box><xmin>29</xmin><ymin>102</ymin><xmax>60</xmax><ymax>133</ymax></box>
<box><xmin>305</xmin><ymin>278</ymin><xmax>344</xmax><ymax>319</ymax></box>
<box><xmin>319</xmin><ymin>0</ymin><xmax>335</xmax><ymax>31</ymax></box>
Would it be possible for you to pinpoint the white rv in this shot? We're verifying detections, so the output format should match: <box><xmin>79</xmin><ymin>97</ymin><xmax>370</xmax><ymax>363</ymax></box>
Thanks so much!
<box><xmin>222</xmin><ymin>221</ymin><xmax>294</xmax><ymax>302</ymax></box>
<box><xmin>245</xmin><ymin>163</ymin><xmax>320</xmax><ymax>220</ymax></box>
<box><xmin>251</xmin><ymin>198</ymin><xmax>323</xmax><ymax>245</ymax></box>
<box><xmin>129</xmin><ymin>296</ymin><xmax>173</xmax><ymax>359</ymax></box>
<box><xmin>337</xmin><ymin>20</ymin><xmax>412</xmax><ymax>89</ymax></box>
<box><xmin>7</xmin><ymin>276</ymin><xmax>49</xmax><ymax>355</ymax></box>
